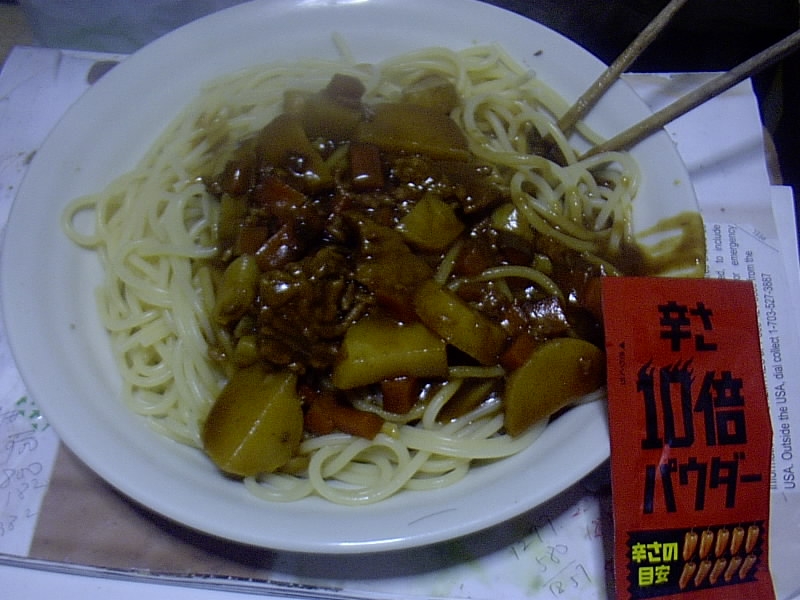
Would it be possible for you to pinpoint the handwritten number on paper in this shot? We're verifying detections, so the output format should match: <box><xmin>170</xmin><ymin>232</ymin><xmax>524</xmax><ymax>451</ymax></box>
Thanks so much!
<box><xmin>0</xmin><ymin>396</ymin><xmax>54</xmax><ymax>547</ymax></box>
<box><xmin>548</xmin><ymin>561</ymin><xmax>593</xmax><ymax>597</ymax></box>
<box><xmin>512</xmin><ymin>518</ymin><xmax>595</xmax><ymax>597</ymax></box>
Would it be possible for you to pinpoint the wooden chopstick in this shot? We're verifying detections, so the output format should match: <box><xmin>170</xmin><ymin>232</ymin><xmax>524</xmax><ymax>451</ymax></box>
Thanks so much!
<box><xmin>557</xmin><ymin>0</ymin><xmax>690</xmax><ymax>133</ymax></box>
<box><xmin>582</xmin><ymin>28</ymin><xmax>800</xmax><ymax>158</ymax></box>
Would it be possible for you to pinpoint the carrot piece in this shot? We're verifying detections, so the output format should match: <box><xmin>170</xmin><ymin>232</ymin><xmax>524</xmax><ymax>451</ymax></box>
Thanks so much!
<box><xmin>254</xmin><ymin>222</ymin><xmax>302</xmax><ymax>270</ymax></box>
<box><xmin>324</xmin><ymin>73</ymin><xmax>366</xmax><ymax>106</ymax></box>
<box><xmin>303</xmin><ymin>389</ymin><xmax>384</xmax><ymax>440</ymax></box>
<box><xmin>581</xmin><ymin>276</ymin><xmax>604</xmax><ymax>322</ymax></box>
<box><xmin>453</xmin><ymin>237</ymin><xmax>496</xmax><ymax>276</ymax></box>
<box><xmin>252</xmin><ymin>176</ymin><xmax>306</xmax><ymax>213</ymax></box>
<box><xmin>336</xmin><ymin>404</ymin><xmax>385</xmax><ymax>440</ymax></box>
<box><xmin>235</xmin><ymin>225</ymin><xmax>269</xmax><ymax>256</ymax></box>
<box><xmin>350</xmin><ymin>142</ymin><xmax>384</xmax><ymax>191</ymax></box>
<box><xmin>304</xmin><ymin>398</ymin><xmax>337</xmax><ymax>436</ymax></box>
<box><xmin>499</xmin><ymin>333</ymin><xmax>538</xmax><ymax>372</ymax></box>
<box><xmin>381</xmin><ymin>377</ymin><xmax>419</xmax><ymax>414</ymax></box>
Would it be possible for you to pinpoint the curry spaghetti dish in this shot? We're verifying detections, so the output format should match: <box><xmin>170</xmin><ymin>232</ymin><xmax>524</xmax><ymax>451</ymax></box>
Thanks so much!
<box><xmin>62</xmin><ymin>43</ymin><xmax>704</xmax><ymax>505</ymax></box>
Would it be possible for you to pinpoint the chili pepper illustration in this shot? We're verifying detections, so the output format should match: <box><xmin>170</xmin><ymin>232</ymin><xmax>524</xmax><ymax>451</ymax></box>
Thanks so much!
<box><xmin>745</xmin><ymin>524</ymin><xmax>760</xmax><ymax>553</ymax></box>
<box><xmin>694</xmin><ymin>559</ymin><xmax>712</xmax><ymax>587</ymax></box>
<box><xmin>682</xmin><ymin>530</ymin><xmax>698</xmax><ymax>561</ymax></box>
<box><xmin>730</xmin><ymin>526</ymin><xmax>746</xmax><ymax>555</ymax></box>
<box><xmin>698</xmin><ymin>529</ymin><xmax>714</xmax><ymax>559</ymax></box>
<box><xmin>709</xmin><ymin>557</ymin><xmax>728</xmax><ymax>585</ymax></box>
<box><xmin>724</xmin><ymin>555</ymin><xmax>743</xmax><ymax>582</ymax></box>
<box><xmin>714</xmin><ymin>527</ymin><xmax>730</xmax><ymax>557</ymax></box>
<box><xmin>739</xmin><ymin>554</ymin><xmax>757</xmax><ymax>580</ymax></box>
<box><xmin>679</xmin><ymin>562</ymin><xmax>697</xmax><ymax>589</ymax></box>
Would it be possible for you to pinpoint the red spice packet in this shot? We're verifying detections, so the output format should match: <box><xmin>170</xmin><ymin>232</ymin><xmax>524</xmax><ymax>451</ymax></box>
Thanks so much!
<box><xmin>601</xmin><ymin>277</ymin><xmax>775</xmax><ymax>599</ymax></box>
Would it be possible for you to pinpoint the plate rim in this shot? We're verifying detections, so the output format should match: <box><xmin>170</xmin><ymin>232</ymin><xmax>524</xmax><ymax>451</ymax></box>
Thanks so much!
<box><xmin>0</xmin><ymin>0</ymin><xmax>695</xmax><ymax>553</ymax></box>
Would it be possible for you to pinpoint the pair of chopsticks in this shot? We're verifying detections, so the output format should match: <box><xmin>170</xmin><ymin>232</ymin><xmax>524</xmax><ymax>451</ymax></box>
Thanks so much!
<box><xmin>561</xmin><ymin>0</ymin><xmax>800</xmax><ymax>158</ymax></box>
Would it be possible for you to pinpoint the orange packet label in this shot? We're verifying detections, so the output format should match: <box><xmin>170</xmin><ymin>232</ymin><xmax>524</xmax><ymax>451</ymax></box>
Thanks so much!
<box><xmin>601</xmin><ymin>277</ymin><xmax>774</xmax><ymax>599</ymax></box>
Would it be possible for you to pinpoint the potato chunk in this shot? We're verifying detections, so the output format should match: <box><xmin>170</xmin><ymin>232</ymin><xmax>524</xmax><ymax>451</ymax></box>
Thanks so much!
<box><xmin>255</xmin><ymin>113</ymin><xmax>332</xmax><ymax>191</ymax></box>
<box><xmin>213</xmin><ymin>254</ymin><xmax>260</xmax><ymax>325</ymax></box>
<box><xmin>332</xmin><ymin>316</ymin><xmax>448</xmax><ymax>389</ymax></box>
<box><xmin>355</xmin><ymin>102</ymin><xmax>469</xmax><ymax>161</ymax></box>
<box><xmin>400</xmin><ymin>74</ymin><xmax>460</xmax><ymax>114</ymax></box>
<box><xmin>398</xmin><ymin>192</ymin><xmax>464</xmax><ymax>252</ymax></box>
<box><xmin>503</xmin><ymin>338</ymin><xmax>604</xmax><ymax>436</ymax></box>
<box><xmin>202</xmin><ymin>368</ymin><xmax>304</xmax><ymax>477</ymax></box>
<box><xmin>413</xmin><ymin>279</ymin><xmax>506</xmax><ymax>365</ymax></box>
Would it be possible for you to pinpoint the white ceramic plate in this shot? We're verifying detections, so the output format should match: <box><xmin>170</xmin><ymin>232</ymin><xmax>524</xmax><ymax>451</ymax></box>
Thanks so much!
<box><xmin>1</xmin><ymin>0</ymin><xmax>698</xmax><ymax>553</ymax></box>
